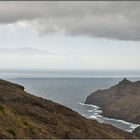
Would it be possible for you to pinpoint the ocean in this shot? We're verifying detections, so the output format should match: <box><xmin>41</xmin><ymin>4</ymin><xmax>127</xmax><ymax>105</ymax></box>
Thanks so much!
<box><xmin>1</xmin><ymin>71</ymin><xmax>140</xmax><ymax>132</ymax></box>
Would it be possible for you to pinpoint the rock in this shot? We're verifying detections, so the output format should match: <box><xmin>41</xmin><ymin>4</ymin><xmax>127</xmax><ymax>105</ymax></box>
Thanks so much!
<box><xmin>0</xmin><ymin>79</ymin><xmax>136</xmax><ymax>139</ymax></box>
<box><xmin>133</xmin><ymin>126</ymin><xmax>140</xmax><ymax>138</ymax></box>
<box><xmin>85</xmin><ymin>78</ymin><xmax>140</xmax><ymax>124</ymax></box>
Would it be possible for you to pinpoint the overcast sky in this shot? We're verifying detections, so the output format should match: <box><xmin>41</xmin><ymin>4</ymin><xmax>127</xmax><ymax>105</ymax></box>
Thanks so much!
<box><xmin>0</xmin><ymin>1</ymin><xmax>140</xmax><ymax>71</ymax></box>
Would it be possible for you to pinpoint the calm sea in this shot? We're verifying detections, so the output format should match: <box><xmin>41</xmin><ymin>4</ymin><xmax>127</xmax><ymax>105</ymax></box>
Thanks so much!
<box><xmin>1</xmin><ymin>71</ymin><xmax>140</xmax><ymax>132</ymax></box>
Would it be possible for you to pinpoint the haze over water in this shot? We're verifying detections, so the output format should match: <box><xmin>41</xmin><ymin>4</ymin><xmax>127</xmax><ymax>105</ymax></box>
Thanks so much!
<box><xmin>1</xmin><ymin>70</ymin><xmax>140</xmax><ymax>79</ymax></box>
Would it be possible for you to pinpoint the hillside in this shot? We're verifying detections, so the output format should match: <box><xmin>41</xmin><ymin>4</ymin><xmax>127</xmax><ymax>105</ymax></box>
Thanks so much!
<box><xmin>0</xmin><ymin>79</ymin><xmax>136</xmax><ymax>138</ymax></box>
<box><xmin>85</xmin><ymin>78</ymin><xmax>140</xmax><ymax>124</ymax></box>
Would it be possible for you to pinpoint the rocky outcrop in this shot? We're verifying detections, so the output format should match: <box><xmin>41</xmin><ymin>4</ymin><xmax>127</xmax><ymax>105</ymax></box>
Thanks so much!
<box><xmin>133</xmin><ymin>126</ymin><xmax>140</xmax><ymax>138</ymax></box>
<box><xmin>85</xmin><ymin>78</ymin><xmax>140</xmax><ymax>124</ymax></box>
<box><xmin>0</xmin><ymin>79</ymin><xmax>136</xmax><ymax>139</ymax></box>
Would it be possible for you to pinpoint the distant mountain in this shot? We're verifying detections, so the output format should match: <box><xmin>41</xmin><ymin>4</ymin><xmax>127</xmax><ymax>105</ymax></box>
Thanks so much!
<box><xmin>85</xmin><ymin>78</ymin><xmax>140</xmax><ymax>137</ymax></box>
<box><xmin>0</xmin><ymin>79</ymin><xmax>135</xmax><ymax>139</ymax></box>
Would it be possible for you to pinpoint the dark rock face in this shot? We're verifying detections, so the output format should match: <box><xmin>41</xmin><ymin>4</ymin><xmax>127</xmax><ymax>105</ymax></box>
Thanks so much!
<box><xmin>133</xmin><ymin>126</ymin><xmax>140</xmax><ymax>138</ymax></box>
<box><xmin>85</xmin><ymin>78</ymin><xmax>140</xmax><ymax>124</ymax></box>
<box><xmin>0</xmin><ymin>79</ymin><xmax>136</xmax><ymax>139</ymax></box>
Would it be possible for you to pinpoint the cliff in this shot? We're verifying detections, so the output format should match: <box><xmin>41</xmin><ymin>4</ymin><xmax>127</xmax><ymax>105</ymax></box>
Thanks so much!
<box><xmin>85</xmin><ymin>78</ymin><xmax>140</xmax><ymax>124</ymax></box>
<box><xmin>0</xmin><ymin>79</ymin><xmax>136</xmax><ymax>139</ymax></box>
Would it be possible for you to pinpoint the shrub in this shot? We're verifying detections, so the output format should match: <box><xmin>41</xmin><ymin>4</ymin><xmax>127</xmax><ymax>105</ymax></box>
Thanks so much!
<box><xmin>23</xmin><ymin>121</ymin><xmax>32</xmax><ymax>129</ymax></box>
<box><xmin>6</xmin><ymin>128</ymin><xmax>15</xmax><ymax>136</ymax></box>
<box><xmin>0</xmin><ymin>104</ymin><xmax>4</xmax><ymax>113</ymax></box>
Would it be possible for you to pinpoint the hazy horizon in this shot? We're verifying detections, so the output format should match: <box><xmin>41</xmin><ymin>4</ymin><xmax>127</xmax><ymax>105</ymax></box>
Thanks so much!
<box><xmin>1</xmin><ymin>69</ymin><xmax>140</xmax><ymax>79</ymax></box>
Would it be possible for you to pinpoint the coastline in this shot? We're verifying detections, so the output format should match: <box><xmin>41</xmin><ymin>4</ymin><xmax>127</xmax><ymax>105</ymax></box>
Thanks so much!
<box><xmin>80</xmin><ymin>102</ymin><xmax>140</xmax><ymax>132</ymax></box>
<box><xmin>0</xmin><ymin>78</ymin><xmax>136</xmax><ymax>139</ymax></box>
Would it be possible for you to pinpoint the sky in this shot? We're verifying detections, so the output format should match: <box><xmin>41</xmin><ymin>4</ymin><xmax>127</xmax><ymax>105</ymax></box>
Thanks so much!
<box><xmin>0</xmin><ymin>1</ymin><xmax>140</xmax><ymax>71</ymax></box>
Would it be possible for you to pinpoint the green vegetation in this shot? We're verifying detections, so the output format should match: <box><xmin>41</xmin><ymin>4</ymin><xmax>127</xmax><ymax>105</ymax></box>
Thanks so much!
<box><xmin>6</xmin><ymin>128</ymin><xmax>15</xmax><ymax>136</ymax></box>
<box><xmin>23</xmin><ymin>120</ymin><xmax>32</xmax><ymax>129</ymax></box>
<box><xmin>0</xmin><ymin>104</ymin><xmax>4</xmax><ymax>113</ymax></box>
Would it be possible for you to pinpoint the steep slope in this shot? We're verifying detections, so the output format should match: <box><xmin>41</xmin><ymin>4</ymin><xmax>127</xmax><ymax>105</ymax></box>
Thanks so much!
<box><xmin>0</xmin><ymin>79</ymin><xmax>135</xmax><ymax>139</ymax></box>
<box><xmin>85</xmin><ymin>78</ymin><xmax>140</xmax><ymax>124</ymax></box>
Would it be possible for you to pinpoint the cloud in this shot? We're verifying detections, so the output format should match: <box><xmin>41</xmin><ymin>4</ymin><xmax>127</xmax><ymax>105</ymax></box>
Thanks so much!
<box><xmin>0</xmin><ymin>47</ymin><xmax>50</xmax><ymax>56</ymax></box>
<box><xmin>0</xmin><ymin>2</ymin><xmax>140</xmax><ymax>41</ymax></box>
<box><xmin>0</xmin><ymin>47</ymin><xmax>78</xmax><ymax>58</ymax></box>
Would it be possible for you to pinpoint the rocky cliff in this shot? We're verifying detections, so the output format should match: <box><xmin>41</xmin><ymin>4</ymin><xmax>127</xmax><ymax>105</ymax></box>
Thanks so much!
<box><xmin>85</xmin><ymin>78</ymin><xmax>140</xmax><ymax>124</ymax></box>
<box><xmin>0</xmin><ymin>79</ymin><xmax>136</xmax><ymax>139</ymax></box>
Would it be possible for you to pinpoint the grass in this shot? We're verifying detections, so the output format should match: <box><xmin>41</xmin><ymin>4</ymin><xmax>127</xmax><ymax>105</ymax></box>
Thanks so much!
<box><xmin>23</xmin><ymin>120</ymin><xmax>32</xmax><ymax>129</ymax></box>
<box><xmin>0</xmin><ymin>104</ymin><xmax>4</xmax><ymax>113</ymax></box>
<box><xmin>6</xmin><ymin>128</ymin><xmax>15</xmax><ymax>136</ymax></box>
